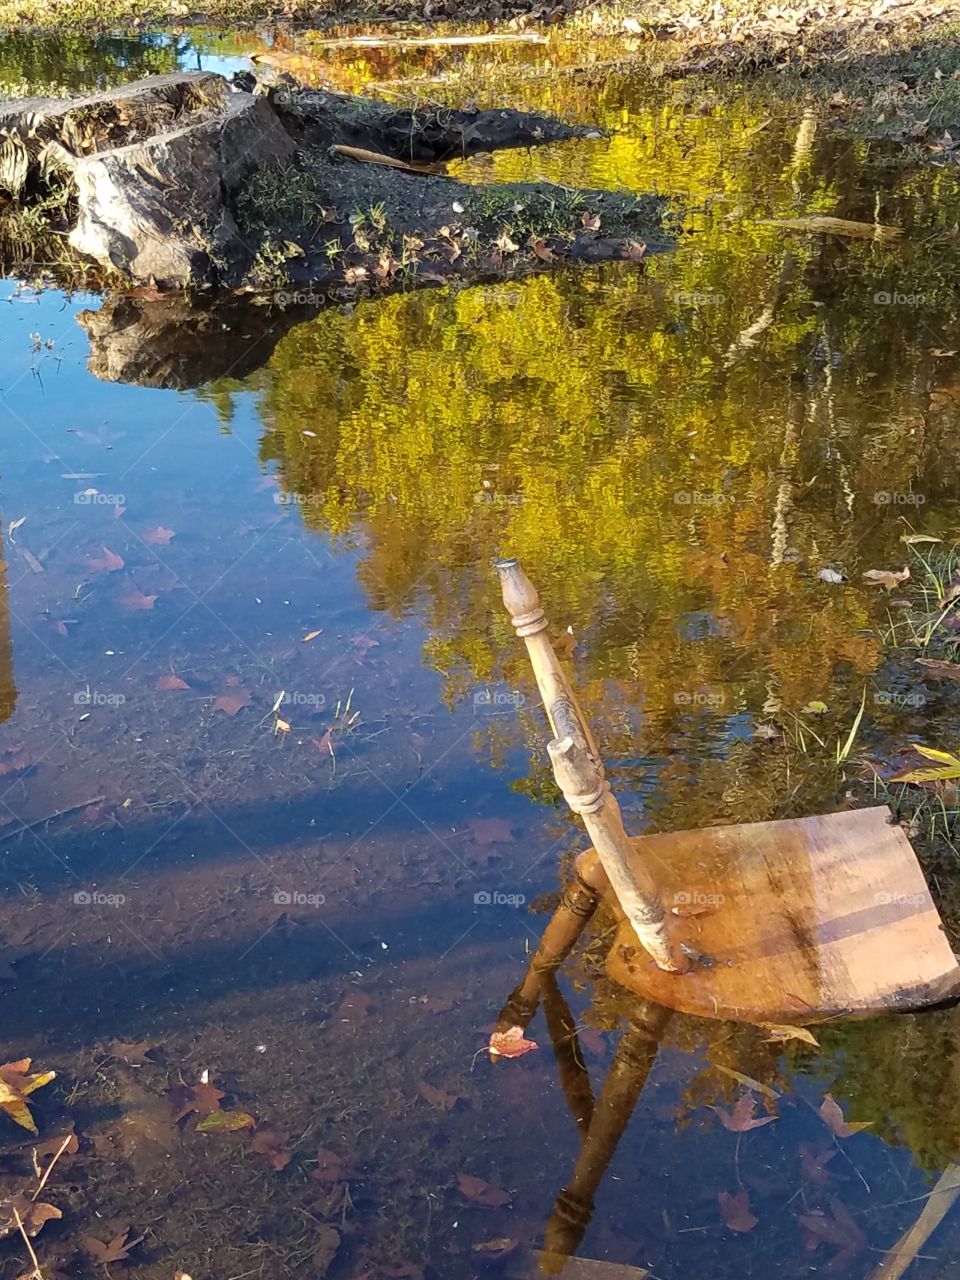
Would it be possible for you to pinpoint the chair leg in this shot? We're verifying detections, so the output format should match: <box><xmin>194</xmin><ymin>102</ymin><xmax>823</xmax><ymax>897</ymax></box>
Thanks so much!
<box><xmin>493</xmin><ymin>850</ymin><xmax>607</xmax><ymax>1036</ymax></box>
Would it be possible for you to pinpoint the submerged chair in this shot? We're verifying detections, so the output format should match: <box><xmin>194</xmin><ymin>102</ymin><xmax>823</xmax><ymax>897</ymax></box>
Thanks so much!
<box><xmin>493</xmin><ymin>559</ymin><xmax>960</xmax><ymax>1027</ymax></box>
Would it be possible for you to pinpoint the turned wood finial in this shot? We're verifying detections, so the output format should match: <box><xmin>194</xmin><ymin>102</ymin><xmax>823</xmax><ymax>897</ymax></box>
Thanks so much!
<box><xmin>494</xmin><ymin>558</ymin><xmax>548</xmax><ymax>637</ymax></box>
<box><xmin>548</xmin><ymin>736</ymin><xmax>605</xmax><ymax>814</ymax></box>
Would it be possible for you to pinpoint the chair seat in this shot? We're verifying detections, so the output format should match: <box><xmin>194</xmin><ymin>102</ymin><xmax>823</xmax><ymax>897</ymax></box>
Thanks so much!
<box><xmin>603</xmin><ymin>806</ymin><xmax>960</xmax><ymax>1023</ymax></box>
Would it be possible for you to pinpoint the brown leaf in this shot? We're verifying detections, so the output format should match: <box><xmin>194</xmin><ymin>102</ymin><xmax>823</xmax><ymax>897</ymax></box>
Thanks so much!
<box><xmin>0</xmin><ymin>1194</ymin><xmax>62</xmax><ymax>1240</ymax></box>
<box><xmin>710</xmin><ymin>1094</ymin><xmax>776</xmax><ymax>1132</ymax></box>
<box><xmin>155</xmin><ymin>674</ymin><xmax>190</xmax><ymax>691</ymax></box>
<box><xmin>472</xmin><ymin>1239</ymin><xmax>520</xmax><ymax>1262</ymax></box>
<box><xmin>488</xmin><ymin>1026</ymin><xmax>537</xmax><ymax>1059</ymax></box>
<box><xmin>167</xmin><ymin>1081</ymin><xmax>225</xmax><ymax>1124</ymax></box>
<box><xmin>143</xmin><ymin>526</ymin><xmax>175</xmax><ymax>546</ymax></box>
<box><xmin>581</xmin><ymin>212</ymin><xmax>601</xmax><ymax>230</ymax></box>
<box><xmin>119</xmin><ymin>592</ymin><xmax>157</xmax><ymax>611</ymax></box>
<box><xmin>417</xmin><ymin>1081</ymin><xmax>464</xmax><ymax>1111</ymax></box>
<box><xmin>81</xmin><ymin>1228</ymin><xmax>138</xmax><ymax>1265</ymax></box>
<box><xmin>213</xmin><ymin>690</ymin><xmax>251</xmax><ymax>716</ymax></box>
<box><xmin>313</xmin><ymin>1147</ymin><xmax>349</xmax><ymax>1183</ymax></box>
<box><xmin>799</xmin><ymin>1142</ymin><xmax>837</xmax><ymax>1184</ymax></box>
<box><xmin>622</xmin><ymin>239</ymin><xmax>647</xmax><ymax>260</ymax></box>
<box><xmin>819</xmin><ymin>1094</ymin><xmax>871</xmax><ymax>1138</ymax></box>
<box><xmin>467</xmin><ymin>818</ymin><xmax>514</xmax><ymax>847</ymax></box>
<box><xmin>301</xmin><ymin>630</ymin><xmax>323</xmax><ymax>643</ymax></box>
<box><xmin>718</xmin><ymin>1189</ymin><xmax>758</xmax><ymax>1232</ymax></box>
<box><xmin>33</xmin><ymin>1130</ymin><xmax>79</xmax><ymax>1162</ymax></box>
<box><xmin>249</xmin><ymin>1128</ymin><xmax>293</xmax><ymax>1171</ymax></box>
<box><xmin>333</xmin><ymin>991</ymin><xmax>374</xmax><ymax>1024</ymax></box>
<box><xmin>107</xmin><ymin>1040</ymin><xmax>157</xmax><ymax>1065</ymax></box>
<box><xmin>862</xmin><ymin>566</ymin><xmax>910</xmax><ymax>590</ymax></box>
<box><xmin>457</xmin><ymin>1173</ymin><xmax>511</xmax><ymax>1207</ymax></box>
<box><xmin>0</xmin><ymin>1059</ymin><xmax>56</xmax><ymax>1134</ymax></box>
<box><xmin>799</xmin><ymin>1198</ymin><xmax>865</xmax><ymax>1269</ymax></box>
<box><xmin>530</xmin><ymin>237</ymin><xmax>556</xmax><ymax>262</ymax></box>
<box><xmin>87</xmin><ymin>546</ymin><xmax>125</xmax><ymax>573</ymax></box>
<box><xmin>312</xmin><ymin>1224</ymin><xmax>340</xmax><ymax>1275</ymax></box>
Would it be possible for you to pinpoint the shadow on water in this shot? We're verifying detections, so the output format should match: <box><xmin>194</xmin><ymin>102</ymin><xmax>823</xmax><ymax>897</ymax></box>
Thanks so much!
<box><xmin>3</xmin><ymin>22</ymin><xmax>960</xmax><ymax>1280</ymax></box>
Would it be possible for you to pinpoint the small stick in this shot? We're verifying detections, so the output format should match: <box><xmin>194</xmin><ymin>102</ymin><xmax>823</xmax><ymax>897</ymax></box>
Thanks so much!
<box><xmin>869</xmin><ymin>1164</ymin><xmax>960</xmax><ymax>1279</ymax></box>
<box><xmin>0</xmin><ymin>796</ymin><xmax>105</xmax><ymax>842</ymax></box>
<box><xmin>12</xmin><ymin>1207</ymin><xmax>44</xmax><ymax>1280</ymax></box>
<box><xmin>32</xmin><ymin>1134</ymin><xmax>74</xmax><ymax>1201</ymax></box>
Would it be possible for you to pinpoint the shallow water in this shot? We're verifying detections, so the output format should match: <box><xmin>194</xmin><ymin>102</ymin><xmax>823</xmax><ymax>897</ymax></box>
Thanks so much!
<box><xmin>2</xmin><ymin>25</ymin><xmax>960</xmax><ymax>1280</ymax></box>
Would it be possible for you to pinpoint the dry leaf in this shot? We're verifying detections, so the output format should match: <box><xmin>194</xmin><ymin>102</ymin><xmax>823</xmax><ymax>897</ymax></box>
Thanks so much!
<box><xmin>312</xmin><ymin>1224</ymin><xmax>340</xmax><ymax>1275</ymax></box>
<box><xmin>819</xmin><ymin>1093</ymin><xmax>871</xmax><ymax>1138</ymax></box>
<box><xmin>0</xmin><ymin>1195</ymin><xmax>61</xmax><ymax>1240</ymax></box>
<box><xmin>800</xmin><ymin>1143</ymin><xmax>837</xmax><ymax>1183</ymax></box>
<box><xmin>302</xmin><ymin>630</ymin><xmax>323</xmax><ymax>643</ymax></box>
<box><xmin>143</xmin><ymin>526</ymin><xmax>175</xmax><ymax>546</ymax></box>
<box><xmin>862</xmin><ymin>566</ymin><xmax>910</xmax><ymax>590</ymax></box>
<box><xmin>167</xmin><ymin>1081</ymin><xmax>225</xmax><ymax>1124</ymax></box>
<box><xmin>718</xmin><ymin>1189</ymin><xmax>758</xmax><ymax>1232</ymax></box>
<box><xmin>155</xmin><ymin>674</ymin><xmax>190</xmax><ymax>691</ymax></box>
<box><xmin>488</xmin><ymin>1026</ymin><xmax>537</xmax><ymax>1059</ymax></box>
<box><xmin>213</xmin><ymin>690</ymin><xmax>251</xmax><ymax>716</ymax></box>
<box><xmin>249</xmin><ymin>1128</ymin><xmax>293</xmax><ymax>1170</ymax></box>
<box><xmin>196</xmin><ymin>1109</ymin><xmax>255</xmax><ymax>1132</ymax></box>
<box><xmin>710</xmin><ymin>1094</ymin><xmax>776</xmax><ymax>1132</ymax></box>
<box><xmin>457</xmin><ymin>1173</ymin><xmax>511</xmax><ymax>1207</ymax></box>
<box><xmin>417</xmin><ymin>1081</ymin><xmax>464</xmax><ymax>1111</ymax></box>
<box><xmin>87</xmin><ymin>546</ymin><xmax>125</xmax><ymax>573</ymax></box>
<box><xmin>622</xmin><ymin>239</ymin><xmax>647</xmax><ymax>260</ymax></box>
<box><xmin>107</xmin><ymin>1040</ymin><xmax>156</xmax><ymax>1065</ymax></box>
<box><xmin>0</xmin><ymin>1059</ymin><xmax>56</xmax><ymax>1134</ymax></box>
<box><xmin>81</xmin><ymin>1229</ymin><xmax>138</xmax><ymax>1265</ymax></box>
<box><xmin>761</xmin><ymin>215</ymin><xmax>901</xmax><ymax>241</ymax></box>
<box><xmin>581</xmin><ymin>212</ymin><xmax>601</xmax><ymax>230</ymax></box>
<box><xmin>799</xmin><ymin>1198</ymin><xmax>865</xmax><ymax>1269</ymax></box>
<box><xmin>472</xmin><ymin>1239</ymin><xmax>520</xmax><ymax>1262</ymax></box>
<box><xmin>313</xmin><ymin>1147</ymin><xmax>349</xmax><ymax>1183</ymax></box>
<box><xmin>758</xmin><ymin>1022</ymin><xmax>820</xmax><ymax>1047</ymax></box>
<box><xmin>119</xmin><ymin>592</ymin><xmax>157</xmax><ymax>611</ymax></box>
<box><xmin>531</xmin><ymin>238</ymin><xmax>556</xmax><ymax>262</ymax></box>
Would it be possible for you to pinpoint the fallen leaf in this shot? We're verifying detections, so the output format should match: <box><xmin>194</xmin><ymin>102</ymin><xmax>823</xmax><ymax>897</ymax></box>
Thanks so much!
<box><xmin>155</xmin><ymin>674</ymin><xmax>190</xmax><ymax>691</ymax></box>
<box><xmin>472</xmin><ymin>1239</ymin><xmax>520</xmax><ymax>1262</ymax></box>
<box><xmin>800</xmin><ymin>1143</ymin><xmax>837</xmax><ymax>1183</ymax></box>
<box><xmin>718</xmin><ymin>1189</ymin><xmax>758</xmax><ymax>1233</ymax></box>
<box><xmin>713</xmin><ymin>1065</ymin><xmax>781</xmax><ymax>1099</ymax></box>
<box><xmin>488</xmin><ymin>1026</ymin><xmax>538</xmax><ymax>1059</ymax></box>
<box><xmin>801</xmin><ymin>700</ymin><xmax>828</xmax><ymax>715</ymax></box>
<box><xmin>34</xmin><ymin>1130</ymin><xmax>79</xmax><ymax>1162</ymax></box>
<box><xmin>819</xmin><ymin>1093</ymin><xmax>872</xmax><ymax>1138</ymax></box>
<box><xmin>863</xmin><ymin>566</ymin><xmax>910</xmax><ymax>590</ymax></box>
<box><xmin>312</xmin><ymin>1224</ymin><xmax>340</xmax><ymax>1275</ymax></box>
<box><xmin>418</xmin><ymin>1081</ymin><xmax>464</xmax><ymax>1111</ymax></box>
<box><xmin>313</xmin><ymin>1147</ymin><xmax>349</xmax><ymax>1183</ymax></box>
<box><xmin>213</xmin><ymin>690</ymin><xmax>251</xmax><ymax>716</ymax></box>
<box><xmin>457</xmin><ymin>1173</ymin><xmax>511</xmax><ymax>1207</ymax></box>
<box><xmin>196</xmin><ymin>1109</ymin><xmax>255</xmax><ymax>1132</ymax></box>
<box><xmin>916</xmin><ymin>658</ymin><xmax>960</xmax><ymax>678</ymax></box>
<box><xmin>710</xmin><ymin>1093</ymin><xmax>776</xmax><ymax>1132</ymax></box>
<box><xmin>799</xmin><ymin>1198</ymin><xmax>865</xmax><ymax>1269</ymax></box>
<box><xmin>581</xmin><ymin>212</ymin><xmax>601</xmax><ymax>230</ymax></box>
<box><xmin>249</xmin><ymin>1128</ymin><xmax>293</xmax><ymax>1170</ymax></box>
<box><xmin>758</xmin><ymin>1022</ymin><xmax>820</xmax><ymax>1047</ymax></box>
<box><xmin>819</xmin><ymin>567</ymin><xmax>845</xmax><ymax>584</ymax></box>
<box><xmin>468</xmin><ymin>818</ymin><xmax>514</xmax><ymax>846</ymax></box>
<box><xmin>0</xmin><ymin>1059</ymin><xmax>56</xmax><ymax>1134</ymax></box>
<box><xmin>495</xmin><ymin>231</ymin><xmax>519</xmax><ymax>253</ymax></box>
<box><xmin>531</xmin><ymin>238</ymin><xmax>556</xmax><ymax>262</ymax></box>
<box><xmin>81</xmin><ymin>1229</ymin><xmax>138</xmax><ymax>1265</ymax></box>
<box><xmin>761</xmin><ymin>215</ymin><xmax>901</xmax><ymax>241</ymax></box>
<box><xmin>0</xmin><ymin>1195</ymin><xmax>61</xmax><ymax>1240</ymax></box>
<box><xmin>901</xmin><ymin>534</ymin><xmax>942</xmax><ymax>545</ymax></box>
<box><xmin>87</xmin><ymin>546</ymin><xmax>125</xmax><ymax>573</ymax></box>
<box><xmin>19</xmin><ymin>547</ymin><xmax>44</xmax><ymax>574</ymax></box>
<box><xmin>107</xmin><ymin>1040</ymin><xmax>157</xmax><ymax>1065</ymax></box>
<box><xmin>302</xmin><ymin>630</ymin><xmax>323</xmax><ymax>643</ymax></box>
<box><xmin>167</xmin><ymin>1080</ymin><xmax>225</xmax><ymax>1124</ymax></box>
<box><xmin>334</xmin><ymin>991</ymin><xmax>374</xmax><ymax>1024</ymax></box>
<box><xmin>889</xmin><ymin>743</ymin><xmax>960</xmax><ymax>784</ymax></box>
<box><xmin>143</xmin><ymin>526</ymin><xmax>175</xmax><ymax>546</ymax></box>
<box><xmin>119</xmin><ymin>592</ymin><xmax>157</xmax><ymax>611</ymax></box>
<box><xmin>622</xmin><ymin>239</ymin><xmax>647</xmax><ymax>260</ymax></box>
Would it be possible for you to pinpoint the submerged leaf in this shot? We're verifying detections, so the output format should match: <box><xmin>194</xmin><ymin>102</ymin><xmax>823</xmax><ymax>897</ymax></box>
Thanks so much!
<box><xmin>710</xmin><ymin>1093</ymin><xmax>776</xmax><ymax>1132</ymax></box>
<box><xmin>457</xmin><ymin>1173</ymin><xmax>511</xmax><ymax>1207</ymax></box>
<box><xmin>758</xmin><ymin>1022</ymin><xmax>820</xmax><ymax>1047</ymax></box>
<box><xmin>718</xmin><ymin>1189</ymin><xmax>758</xmax><ymax>1232</ymax></box>
<box><xmin>197</xmin><ymin>1109</ymin><xmax>255</xmax><ymax>1132</ymax></box>
<box><xmin>762</xmin><ymin>215</ymin><xmax>902</xmax><ymax>241</ymax></box>
<box><xmin>819</xmin><ymin>1093</ymin><xmax>872</xmax><ymax>1138</ymax></box>
<box><xmin>862</xmin><ymin>566</ymin><xmax>910</xmax><ymax>590</ymax></box>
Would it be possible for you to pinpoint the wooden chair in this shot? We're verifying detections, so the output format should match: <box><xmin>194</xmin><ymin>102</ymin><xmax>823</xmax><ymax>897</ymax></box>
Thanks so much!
<box><xmin>494</xmin><ymin>559</ymin><xmax>960</xmax><ymax>1026</ymax></box>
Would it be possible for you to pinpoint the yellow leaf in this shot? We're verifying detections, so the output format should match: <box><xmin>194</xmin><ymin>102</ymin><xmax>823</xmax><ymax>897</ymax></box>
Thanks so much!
<box><xmin>758</xmin><ymin>1022</ymin><xmax>820</xmax><ymax>1047</ymax></box>
<box><xmin>275</xmin><ymin>718</ymin><xmax>292</xmax><ymax>734</ymax></box>
<box><xmin>301</xmin><ymin>630</ymin><xmax>323</xmax><ymax>643</ymax></box>
<box><xmin>912</xmin><ymin>744</ymin><xmax>960</xmax><ymax>767</ymax></box>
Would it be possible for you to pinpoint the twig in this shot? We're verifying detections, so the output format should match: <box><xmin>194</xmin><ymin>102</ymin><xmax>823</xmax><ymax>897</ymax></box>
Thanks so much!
<box><xmin>32</xmin><ymin>1133</ymin><xmax>74</xmax><ymax>1201</ymax></box>
<box><xmin>12</xmin><ymin>1207</ymin><xmax>43</xmax><ymax>1280</ymax></box>
<box><xmin>869</xmin><ymin>1164</ymin><xmax>960</xmax><ymax>1279</ymax></box>
<box><xmin>0</xmin><ymin>795</ymin><xmax>105</xmax><ymax>842</ymax></box>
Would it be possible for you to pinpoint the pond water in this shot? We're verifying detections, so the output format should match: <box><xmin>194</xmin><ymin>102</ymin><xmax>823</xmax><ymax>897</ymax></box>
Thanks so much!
<box><xmin>2</xmin><ymin>24</ymin><xmax>960</xmax><ymax>1280</ymax></box>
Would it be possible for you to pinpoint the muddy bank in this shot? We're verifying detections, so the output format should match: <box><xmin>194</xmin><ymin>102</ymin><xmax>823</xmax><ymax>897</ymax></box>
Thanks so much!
<box><xmin>0</xmin><ymin>70</ymin><xmax>668</xmax><ymax>292</ymax></box>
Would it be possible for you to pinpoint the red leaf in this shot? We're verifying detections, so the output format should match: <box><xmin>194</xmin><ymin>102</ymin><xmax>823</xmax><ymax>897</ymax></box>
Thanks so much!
<box><xmin>156</xmin><ymin>674</ymin><xmax>190</xmax><ymax>691</ymax></box>
<box><xmin>622</xmin><ymin>239</ymin><xmax>647</xmax><ymax>260</ymax></box>
<box><xmin>249</xmin><ymin>1128</ymin><xmax>293</xmax><ymax>1171</ymax></box>
<box><xmin>718</xmin><ymin>1190</ymin><xmax>758</xmax><ymax>1233</ymax></box>
<box><xmin>710</xmin><ymin>1094</ymin><xmax>776</xmax><ymax>1132</ymax></box>
<box><xmin>531</xmin><ymin>238</ymin><xmax>556</xmax><ymax>262</ymax></box>
<box><xmin>143</xmin><ymin>526</ymin><xmax>175</xmax><ymax>545</ymax></box>
<box><xmin>489</xmin><ymin>1026</ymin><xmax>537</xmax><ymax>1059</ymax></box>
<box><xmin>213</xmin><ymin>690</ymin><xmax>251</xmax><ymax>716</ymax></box>
<box><xmin>457</xmin><ymin>1173</ymin><xmax>511</xmax><ymax>1207</ymax></box>
<box><xmin>581</xmin><ymin>212</ymin><xmax>601</xmax><ymax>230</ymax></box>
<box><xmin>87</xmin><ymin>546</ymin><xmax>125</xmax><ymax>573</ymax></box>
<box><xmin>119</xmin><ymin>592</ymin><xmax>157</xmax><ymax>611</ymax></box>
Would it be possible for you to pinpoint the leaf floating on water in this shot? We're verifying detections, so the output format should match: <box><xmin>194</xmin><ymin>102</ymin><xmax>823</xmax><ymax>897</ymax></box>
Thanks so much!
<box><xmin>155</xmin><ymin>674</ymin><xmax>190</xmax><ymax>691</ymax></box>
<box><xmin>302</xmin><ymin>630</ymin><xmax>323</xmax><ymax>643</ymax></box>
<box><xmin>889</xmin><ymin>743</ymin><xmax>960</xmax><ymax>784</ymax></box>
<box><xmin>81</xmin><ymin>1228</ymin><xmax>140</xmax><ymax>1265</ymax></box>
<box><xmin>713</xmin><ymin>1064</ymin><xmax>781</xmax><ymax>1099</ymax></box>
<box><xmin>622</xmin><ymin>239</ymin><xmax>647</xmax><ymax>259</ymax></box>
<box><xmin>581</xmin><ymin>211</ymin><xmax>601</xmax><ymax>230</ymax></box>
<box><xmin>196</xmin><ymin>1109</ymin><xmax>256</xmax><ymax>1132</ymax></box>
<box><xmin>901</xmin><ymin>534</ymin><xmax>942</xmax><ymax>545</ymax></box>
<box><xmin>87</xmin><ymin>546</ymin><xmax>125</xmax><ymax>573</ymax></box>
<box><xmin>530</xmin><ymin>237</ymin><xmax>556</xmax><ymax>262</ymax></box>
<box><xmin>213</xmin><ymin>690</ymin><xmax>252</xmax><ymax>716</ymax></box>
<box><xmin>758</xmin><ymin>1022</ymin><xmax>820</xmax><ymax>1047</ymax></box>
<box><xmin>119</xmin><ymin>592</ymin><xmax>157</xmax><ymax>611</ymax></box>
<box><xmin>168</xmin><ymin>1080</ymin><xmax>225</xmax><ymax>1124</ymax></box>
<box><xmin>710</xmin><ymin>1093</ymin><xmax>776</xmax><ymax>1132</ymax></box>
<box><xmin>801</xmin><ymin>700</ymin><xmax>828</xmax><ymax>715</ymax></box>
<box><xmin>863</xmin><ymin>566</ymin><xmax>910</xmax><ymax>590</ymax></box>
<box><xmin>718</xmin><ymin>1189</ymin><xmax>758</xmax><ymax>1233</ymax></box>
<box><xmin>488</xmin><ymin>1026</ymin><xmax>538</xmax><ymax>1059</ymax></box>
<box><xmin>761</xmin><ymin>216</ymin><xmax>902</xmax><ymax>241</ymax></box>
<box><xmin>819</xmin><ymin>1093</ymin><xmax>872</xmax><ymax>1138</ymax></box>
<box><xmin>0</xmin><ymin>1059</ymin><xmax>56</xmax><ymax>1133</ymax></box>
<box><xmin>457</xmin><ymin>1173</ymin><xmax>511</xmax><ymax>1207</ymax></box>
